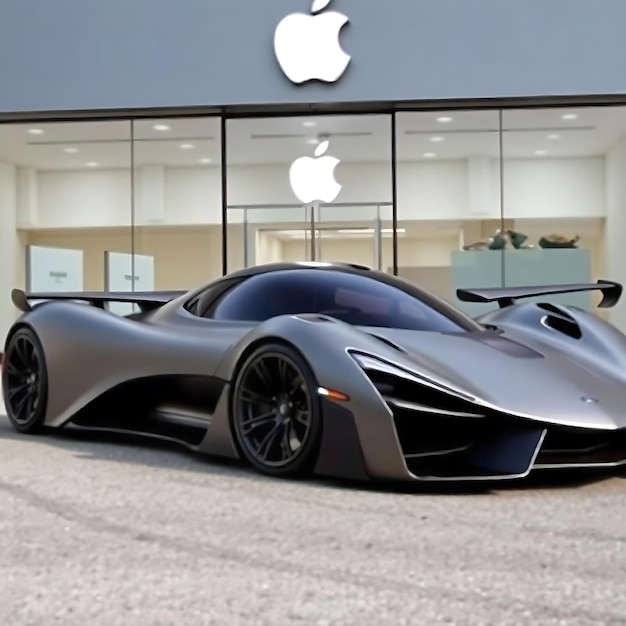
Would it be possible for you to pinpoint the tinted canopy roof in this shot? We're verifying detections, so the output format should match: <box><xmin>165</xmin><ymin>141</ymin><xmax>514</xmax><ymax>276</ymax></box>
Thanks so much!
<box><xmin>210</xmin><ymin>267</ymin><xmax>480</xmax><ymax>332</ymax></box>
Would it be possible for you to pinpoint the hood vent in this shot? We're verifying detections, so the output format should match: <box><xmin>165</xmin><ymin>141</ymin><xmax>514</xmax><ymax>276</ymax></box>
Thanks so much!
<box><xmin>462</xmin><ymin>330</ymin><xmax>543</xmax><ymax>358</ymax></box>
<box><xmin>367</xmin><ymin>333</ymin><xmax>407</xmax><ymax>354</ymax></box>
<box><xmin>474</xmin><ymin>334</ymin><xmax>544</xmax><ymax>358</ymax></box>
<box><xmin>537</xmin><ymin>303</ymin><xmax>582</xmax><ymax>340</ymax></box>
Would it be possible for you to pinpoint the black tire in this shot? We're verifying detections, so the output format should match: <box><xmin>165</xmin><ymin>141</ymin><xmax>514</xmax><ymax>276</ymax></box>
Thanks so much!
<box><xmin>2</xmin><ymin>327</ymin><xmax>48</xmax><ymax>434</ymax></box>
<box><xmin>231</xmin><ymin>342</ymin><xmax>322</xmax><ymax>478</ymax></box>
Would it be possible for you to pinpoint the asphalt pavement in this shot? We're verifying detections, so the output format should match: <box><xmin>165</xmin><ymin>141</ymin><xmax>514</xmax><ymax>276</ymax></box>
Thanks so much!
<box><xmin>1</xmin><ymin>400</ymin><xmax>626</xmax><ymax>625</ymax></box>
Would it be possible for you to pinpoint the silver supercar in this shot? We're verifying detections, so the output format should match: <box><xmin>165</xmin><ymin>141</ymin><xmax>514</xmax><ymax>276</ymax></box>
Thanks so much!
<box><xmin>2</xmin><ymin>261</ymin><xmax>626</xmax><ymax>483</ymax></box>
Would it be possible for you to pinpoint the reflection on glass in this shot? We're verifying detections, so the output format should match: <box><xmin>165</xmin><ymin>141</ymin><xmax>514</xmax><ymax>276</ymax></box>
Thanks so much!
<box><xmin>225</xmin><ymin>114</ymin><xmax>393</xmax><ymax>272</ymax></box>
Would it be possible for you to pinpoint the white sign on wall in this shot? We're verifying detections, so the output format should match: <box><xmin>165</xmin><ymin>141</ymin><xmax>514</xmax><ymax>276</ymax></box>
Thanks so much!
<box><xmin>26</xmin><ymin>245</ymin><xmax>84</xmax><ymax>292</ymax></box>
<box><xmin>274</xmin><ymin>0</ymin><xmax>351</xmax><ymax>85</ymax></box>
<box><xmin>104</xmin><ymin>251</ymin><xmax>155</xmax><ymax>316</ymax></box>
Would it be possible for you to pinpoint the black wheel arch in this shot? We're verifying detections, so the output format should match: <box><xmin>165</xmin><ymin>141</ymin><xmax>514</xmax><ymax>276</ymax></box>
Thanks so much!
<box><xmin>228</xmin><ymin>335</ymin><xmax>369</xmax><ymax>482</ymax></box>
<box><xmin>2</xmin><ymin>322</ymin><xmax>50</xmax><ymax>434</ymax></box>
<box><xmin>228</xmin><ymin>337</ymin><xmax>323</xmax><ymax>474</ymax></box>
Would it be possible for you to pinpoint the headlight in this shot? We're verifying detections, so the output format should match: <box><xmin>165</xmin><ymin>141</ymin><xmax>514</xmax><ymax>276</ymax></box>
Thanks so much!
<box><xmin>349</xmin><ymin>351</ymin><xmax>475</xmax><ymax>402</ymax></box>
<box><xmin>351</xmin><ymin>352</ymin><xmax>428</xmax><ymax>385</ymax></box>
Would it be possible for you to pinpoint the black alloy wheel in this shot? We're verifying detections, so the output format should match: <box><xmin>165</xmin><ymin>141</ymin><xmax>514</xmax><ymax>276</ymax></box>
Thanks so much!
<box><xmin>232</xmin><ymin>343</ymin><xmax>322</xmax><ymax>478</ymax></box>
<box><xmin>2</xmin><ymin>327</ymin><xmax>48</xmax><ymax>434</ymax></box>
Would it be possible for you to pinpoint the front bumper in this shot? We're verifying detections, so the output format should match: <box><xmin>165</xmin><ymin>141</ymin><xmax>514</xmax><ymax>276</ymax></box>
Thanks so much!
<box><xmin>354</xmin><ymin>352</ymin><xmax>626</xmax><ymax>481</ymax></box>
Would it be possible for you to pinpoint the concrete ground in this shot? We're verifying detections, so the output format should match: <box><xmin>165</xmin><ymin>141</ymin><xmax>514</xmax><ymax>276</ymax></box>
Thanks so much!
<box><xmin>1</xmin><ymin>395</ymin><xmax>626</xmax><ymax>625</ymax></box>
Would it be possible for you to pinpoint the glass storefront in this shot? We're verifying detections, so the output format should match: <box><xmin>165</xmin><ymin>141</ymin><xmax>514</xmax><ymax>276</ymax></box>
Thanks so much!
<box><xmin>224</xmin><ymin>114</ymin><xmax>393</xmax><ymax>271</ymax></box>
<box><xmin>1</xmin><ymin>104</ymin><xmax>625</xmax><ymax>339</ymax></box>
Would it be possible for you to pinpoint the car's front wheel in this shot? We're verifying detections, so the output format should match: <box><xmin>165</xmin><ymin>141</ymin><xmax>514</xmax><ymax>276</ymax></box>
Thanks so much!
<box><xmin>231</xmin><ymin>343</ymin><xmax>322</xmax><ymax>478</ymax></box>
<box><xmin>2</xmin><ymin>327</ymin><xmax>48</xmax><ymax>434</ymax></box>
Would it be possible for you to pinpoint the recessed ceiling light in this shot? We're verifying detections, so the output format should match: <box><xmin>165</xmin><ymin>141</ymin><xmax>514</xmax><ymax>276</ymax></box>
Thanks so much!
<box><xmin>86</xmin><ymin>161</ymin><xmax>99</xmax><ymax>167</ymax></box>
<box><xmin>436</xmin><ymin>116</ymin><xmax>453</xmax><ymax>123</ymax></box>
<box><xmin>430</xmin><ymin>136</ymin><xmax>444</xmax><ymax>142</ymax></box>
<box><xmin>546</xmin><ymin>134</ymin><xmax>560</xmax><ymax>140</ymax></box>
<box><xmin>64</xmin><ymin>147</ymin><xmax>79</xmax><ymax>153</ymax></box>
<box><xmin>180</xmin><ymin>143</ymin><xmax>194</xmax><ymax>149</ymax></box>
<box><xmin>27</xmin><ymin>128</ymin><xmax>44</xmax><ymax>135</ymax></box>
<box><xmin>561</xmin><ymin>113</ymin><xmax>578</xmax><ymax>120</ymax></box>
<box><xmin>423</xmin><ymin>152</ymin><xmax>436</xmax><ymax>158</ymax></box>
<box><xmin>153</xmin><ymin>124</ymin><xmax>170</xmax><ymax>131</ymax></box>
<box><xmin>535</xmin><ymin>150</ymin><xmax>547</xmax><ymax>156</ymax></box>
<box><xmin>302</xmin><ymin>121</ymin><xmax>316</xmax><ymax>127</ymax></box>
<box><xmin>199</xmin><ymin>158</ymin><xmax>212</xmax><ymax>164</ymax></box>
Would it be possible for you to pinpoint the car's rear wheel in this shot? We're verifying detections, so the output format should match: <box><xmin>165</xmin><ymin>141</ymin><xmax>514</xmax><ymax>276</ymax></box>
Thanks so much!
<box><xmin>231</xmin><ymin>343</ymin><xmax>322</xmax><ymax>478</ymax></box>
<box><xmin>2</xmin><ymin>327</ymin><xmax>48</xmax><ymax>434</ymax></box>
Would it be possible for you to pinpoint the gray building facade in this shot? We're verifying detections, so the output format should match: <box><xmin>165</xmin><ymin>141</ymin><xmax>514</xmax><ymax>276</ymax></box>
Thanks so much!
<box><xmin>1</xmin><ymin>0</ymin><xmax>626</xmax><ymax>115</ymax></box>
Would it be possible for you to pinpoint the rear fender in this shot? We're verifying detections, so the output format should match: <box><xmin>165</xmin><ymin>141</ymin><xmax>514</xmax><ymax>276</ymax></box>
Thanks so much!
<box><xmin>15</xmin><ymin>301</ymin><xmax>233</xmax><ymax>427</ymax></box>
<box><xmin>479</xmin><ymin>302</ymin><xmax>626</xmax><ymax>383</ymax></box>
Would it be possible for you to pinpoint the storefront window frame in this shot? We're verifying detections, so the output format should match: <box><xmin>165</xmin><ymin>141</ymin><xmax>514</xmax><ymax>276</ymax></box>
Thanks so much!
<box><xmin>1</xmin><ymin>97</ymin><xmax>624</xmax><ymax>290</ymax></box>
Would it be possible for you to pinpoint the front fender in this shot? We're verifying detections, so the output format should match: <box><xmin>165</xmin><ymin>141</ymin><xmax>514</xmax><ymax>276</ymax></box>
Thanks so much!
<box><xmin>214</xmin><ymin>314</ymin><xmax>413</xmax><ymax>481</ymax></box>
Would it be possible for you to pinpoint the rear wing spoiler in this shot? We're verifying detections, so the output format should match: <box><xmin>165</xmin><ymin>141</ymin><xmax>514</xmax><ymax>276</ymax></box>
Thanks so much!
<box><xmin>456</xmin><ymin>280</ymin><xmax>623</xmax><ymax>309</ymax></box>
<box><xmin>11</xmin><ymin>288</ymin><xmax>186</xmax><ymax>314</ymax></box>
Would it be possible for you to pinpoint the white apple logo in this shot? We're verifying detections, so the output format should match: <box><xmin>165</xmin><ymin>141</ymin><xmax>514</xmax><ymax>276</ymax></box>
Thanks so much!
<box><xmin>274</xmin><ymin>0</ymin><xmax>351</xmax><ymax>84</ymax></box>
<box><xmin>289</xmin><ymin>140</ymin><xmax>342</xmax><ymax>204</ymax></box>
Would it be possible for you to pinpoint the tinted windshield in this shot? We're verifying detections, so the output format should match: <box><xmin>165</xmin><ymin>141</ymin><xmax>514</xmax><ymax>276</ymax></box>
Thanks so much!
<box><xmin>211</xmin><ymin>269</ymin><xmax>479</xmax><ymax>333</ymax></box>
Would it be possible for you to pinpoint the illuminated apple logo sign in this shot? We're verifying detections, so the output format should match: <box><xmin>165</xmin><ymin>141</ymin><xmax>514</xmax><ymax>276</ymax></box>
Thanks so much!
<box><xmin>289</xmin><ymin>140</ymin><xmax>342</xmax><ymax>204</ymax></box>
<box><xmin>274</xmin><ymin>0</ymin><xmax>351</xmax><ymax>85</ymax></box>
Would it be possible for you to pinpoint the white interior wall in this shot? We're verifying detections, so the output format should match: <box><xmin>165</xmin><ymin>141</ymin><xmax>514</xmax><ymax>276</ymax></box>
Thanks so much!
<box><xmin>500</xmin><ymin>158</ymin><xmax>605</xmax><ymax>219</ymax></box>
<box><xmin>28</xmin><ymin>157</ymin><xmax>604</xmax><ymax>229</ymax></box>
<box><xmin>25</xmin><ymin>226</ymin><xmax>232</xmax><ymax>292</ymax></box>
<box><xmin>281</xmin><ymin>238</ymin><xmax>391</xmax><ymax>268</ymax></box>
<box><xmin>280</xmin><ymin>236</ymin><xmax>462</xmax><ymax>269</ymax></box>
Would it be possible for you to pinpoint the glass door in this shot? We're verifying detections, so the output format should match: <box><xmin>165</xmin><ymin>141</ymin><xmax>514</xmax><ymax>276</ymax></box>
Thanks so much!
<box><xmin>228</xmin><ymin>204</ymin><xmax>311</xmax><ymax>269</ymax></box>
<box><xmin>229</xmin><ymin>202</ymin><xmax>396</xmax><ymax>270</ymax></box>
<box><xmin>315</xmin><ymin>203</ymin><xmax>393</xmax><ymax>270</ymax></box>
